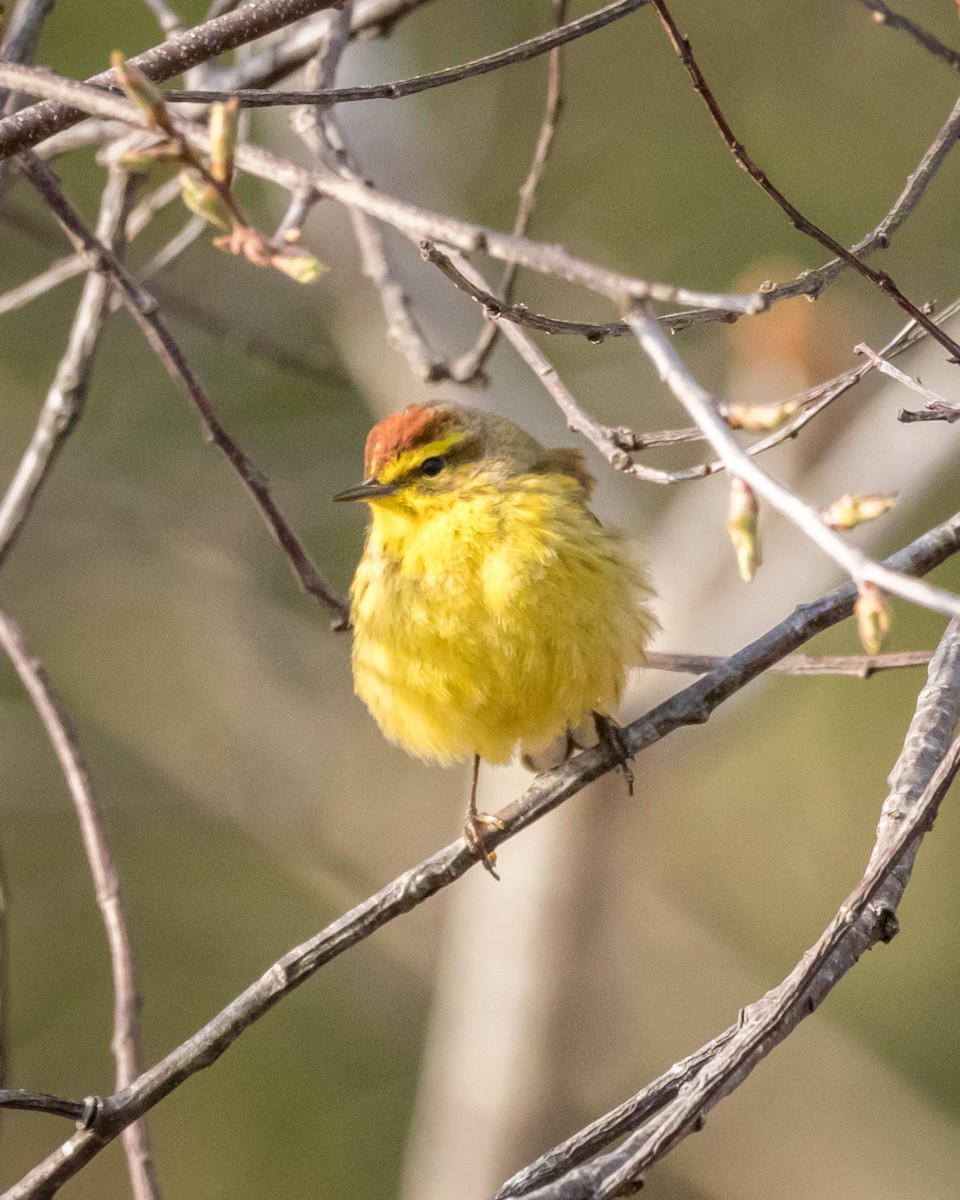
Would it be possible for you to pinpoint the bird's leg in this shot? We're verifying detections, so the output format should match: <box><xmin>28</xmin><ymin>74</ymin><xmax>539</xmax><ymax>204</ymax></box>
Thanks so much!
<box><xmin>593</xmin><ymin>713</ymin><xmax>635</xmax><ymax>796</ymax></box>
<box><xmin>464</xmin><ymin>753</ymin><xmax>505</xmax><ymax>879</ymax></box>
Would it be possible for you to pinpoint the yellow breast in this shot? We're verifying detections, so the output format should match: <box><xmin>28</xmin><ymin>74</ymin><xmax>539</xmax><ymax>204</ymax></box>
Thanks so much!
<box><xmin>350</xmin><ymin>472</ymin><xmax>655</xmax><ymax>765</ymax></box>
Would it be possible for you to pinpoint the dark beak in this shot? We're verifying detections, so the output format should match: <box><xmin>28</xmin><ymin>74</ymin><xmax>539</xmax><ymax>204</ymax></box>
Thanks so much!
<box><xmin>333</xmin><ymin>478</ymin><xmax>398</xmax><ymax>503</ymax></box>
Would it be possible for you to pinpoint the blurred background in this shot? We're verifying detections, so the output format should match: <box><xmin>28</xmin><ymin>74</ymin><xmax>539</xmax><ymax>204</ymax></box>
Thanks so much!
<box><xmin>2</xmin><ymin>1</ymin><xmax>960</xmax><ymax>1197</ymax></box>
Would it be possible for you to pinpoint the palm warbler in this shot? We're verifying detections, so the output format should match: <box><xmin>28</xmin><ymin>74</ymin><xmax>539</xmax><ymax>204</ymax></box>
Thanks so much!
<box><xmin>335</xmin><ymin>402</ymin><xmax>656</xmax><ymax>868</ymax></box>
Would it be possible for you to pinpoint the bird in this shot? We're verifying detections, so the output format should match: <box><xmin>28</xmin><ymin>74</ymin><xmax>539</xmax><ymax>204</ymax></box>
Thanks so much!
<box><xmin>334</xmin><ymin>401</ymin><xmax>657</xmax><ymax>874</ymax></box>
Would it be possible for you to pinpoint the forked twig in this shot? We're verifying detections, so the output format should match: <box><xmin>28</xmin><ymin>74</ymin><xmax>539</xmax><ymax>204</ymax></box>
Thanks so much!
<box><xmin>627</xmin><ymin>305</ymin><xmax>960</xmax><ymax>620</ymax></box>
<box><xmin>855</xmin><ymin>342</ymin><xmax>960</xmax><ymax>424</ymax></box>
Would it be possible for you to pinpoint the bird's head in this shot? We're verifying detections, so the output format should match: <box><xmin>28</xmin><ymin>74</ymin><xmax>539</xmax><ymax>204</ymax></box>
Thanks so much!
<box><xmin>333</xmin><ymin>402</ymin><xmax>591</xmax><ymax>511</ymax></box>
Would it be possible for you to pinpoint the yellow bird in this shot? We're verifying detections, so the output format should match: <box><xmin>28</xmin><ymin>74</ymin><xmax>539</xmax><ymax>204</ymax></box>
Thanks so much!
<box><xmin>335</xmin><ymin>402</ymin><xmax>657</xmax><ymax>870</ymax></box>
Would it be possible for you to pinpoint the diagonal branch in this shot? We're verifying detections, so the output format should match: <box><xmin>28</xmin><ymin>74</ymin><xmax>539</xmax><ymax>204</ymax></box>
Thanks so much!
<box><xmin>0</xmin><ymin>167</ymin><xmax>136</xmax><ymax>568</ymax></box>
<box><xmin>856</xmin><ymin>342</ymin><xmax>960</xmax><ymax>424</ymax></box>
<box><xmin>4</xmin><ymin>508</ymin><xmax>960</xmax><ymax>1200</ymax></box>
<box><xmin>856</xmin><ymin>0</ymin><xmax>960</xmax><ymax>73</ymax></box>
<box><xmin>293</xmin><ymin>0</ymin><xmax>452</xmax><ymax>380</ymax></box>
<box><xmin>626</xmin><ymin>305</ymin><xmax>960</xmax><ymax>619</ymax></box>
<box><xmin>0</xmin><ymin>609</ymin><xmax>162</xmax><ymax>1200</ymax></box>
<box><xmin>650</xmin><ymin>0</ymin><xmax>960</xmax><ymax>362</ymax></box>
<box><xmin>0</xmin><ymin>0</ymin><xmax>346</xmax><ymax>160</ymax></box>
<box><xmin>16</xmin><ymin>152</ymin><xmax>349</xmax><ymax>625</ymax></box>
<box><xmin>502</xmin><ymin>622</ymin><xmax>960</xmax><ymax>1200</ymax></box>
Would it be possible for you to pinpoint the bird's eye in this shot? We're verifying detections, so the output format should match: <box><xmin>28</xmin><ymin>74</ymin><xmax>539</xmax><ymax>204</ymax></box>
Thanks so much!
<box><xmin>420</xmin><ymin>456</ymin><xmax>444</xmax><ymax>477</ymax></box>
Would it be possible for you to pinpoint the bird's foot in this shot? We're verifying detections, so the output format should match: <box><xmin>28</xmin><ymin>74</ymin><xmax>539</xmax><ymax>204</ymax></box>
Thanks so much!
<box><xmin>593</xmin><ymin>713</ymin><xmax>635</xmax><ymax>796</ymax></box>
<box><xmin>464</xmin><ymin>810</ymin><xmax>505</xmax><ymax>880</ymax></box>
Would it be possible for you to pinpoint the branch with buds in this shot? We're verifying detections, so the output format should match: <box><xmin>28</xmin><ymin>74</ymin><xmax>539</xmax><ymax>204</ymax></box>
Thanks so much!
<box><xmin>113</xmin><ymin>54</ymin><xmax>326</xmax><ymax>283</ymax></box>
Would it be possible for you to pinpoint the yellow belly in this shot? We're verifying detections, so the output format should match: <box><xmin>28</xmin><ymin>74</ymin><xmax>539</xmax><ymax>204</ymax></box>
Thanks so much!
<box><xmin>350</xmin><ymin>477</ymin><xmax>655</xmax><ymax>765</ymax></box>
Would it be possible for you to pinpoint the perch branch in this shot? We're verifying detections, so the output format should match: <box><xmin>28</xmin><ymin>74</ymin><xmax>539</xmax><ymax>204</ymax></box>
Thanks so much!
<box><xmin>5</xmin><ymin>509</ymin><xmax>960</xmax><ymax>1200</ymax></box>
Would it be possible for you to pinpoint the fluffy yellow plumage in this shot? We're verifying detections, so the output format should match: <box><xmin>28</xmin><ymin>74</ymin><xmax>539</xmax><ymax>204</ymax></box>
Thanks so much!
<box><xmin>335</xmin><ymin>401</ymin><xmax>656</xmax><ymax>864</ymax></box>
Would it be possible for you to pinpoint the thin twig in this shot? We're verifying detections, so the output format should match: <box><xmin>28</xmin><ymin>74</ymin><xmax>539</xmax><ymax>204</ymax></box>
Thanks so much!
<box><xmin>0</xmin><ymin>1090</ymin><xmax>92</xmax><ymax>1124</ymax></box>
<box><xmin>294</xmin><ymin>0</ymin><xmax>451</xmax><ymax>380</ymax></box>
<box><xmin>201</xmin><ymin>0</ymin><xmax>442</xmax><ymax>93</ymax></box>
<box><xmin>856</xmin><ymin>342</ymin><xmax>960</xmax><ymax>424</ymax></box>
<box><xmin>0</xmin><ymin>167</ymin><xmax>137</xmax><ymax>569</ymax></box>
<box><xmin>627</xmin><ymin>305</ymin><xmax>960</xmax><ymax>620</ymax></box>
<box><xmin>4</xmin><ymin>510</ymin><xmax>960</xmax><ymax>1200</ymax></box>
<box><xmin>856</xmin><ymin>0</ymin><xmax>960</xmax><ymax>72</ymax></box>
<box><xmin>503</xmin><ymin>624</ymin><xmax>960</xmax><ymax>1200</ymax></box>
<box><xmin>0</xmin><ymin>0</ymin><xmax>56</xmax><ymax>109</ymax></box>
<box><xmin>650</xmin><ymin>0</ymin><xmax>960</xmax><ymax>363</ymax></box>
<box><xmin>633</xmin><ymin>301</ymin><xmax>960</xmax><ymax>483</ymax></box>
<box><xmin>433</xmin><ymin>249</ymin><xmax>678</xmax><ymax>483</ymax></box>
<box><xmin>452</xmin><ymin>0</ymin><xmax>568</xmax><ymax>383</ymax></box>
<box><xmin>0</xmin><ymin>609</ymin><xmax>161</xmax><ymax>1200</ymax></box>
<box><xmin>16</xmin><ymin>152</ymin><xmax>349</xmax><ymax>624</ymax></box>
<box><xmin>645</xmin><ymin>649</ymin><xmax>933</xmax><ymax>678</ymax></box>
<box><xmin>162</xmin><ymin>0</ymin><xmax>646</xmax><ymax>106</ymax></box>
<box><xmin>0</xmin><ymin>252</ymin><xmax>87</xmax><ymax>314</ymax></box>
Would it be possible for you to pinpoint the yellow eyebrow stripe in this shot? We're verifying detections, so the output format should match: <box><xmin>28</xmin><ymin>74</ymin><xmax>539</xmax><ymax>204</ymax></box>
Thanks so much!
<box><xmin>377</xmin><ymin>431</ymin><xmax>468</xmax><ymax>483</ymax></box>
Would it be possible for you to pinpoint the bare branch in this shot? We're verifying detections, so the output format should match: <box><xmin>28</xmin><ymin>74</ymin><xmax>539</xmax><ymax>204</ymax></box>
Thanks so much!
<box><xmin>627</xmin><ymin>306</ymin><xmax>960</xmax><ymax>620</ymax></box>
<box><xmin>0</xmin><ymin>0</ymin><xmax>56</xmax><ymax>109</ymax></box>
<box><xmin>164</xmin><ymin>0</ymin><xmax>646</xmax><ymax>106</ymax></box>
<box><xmin>0</xmin><ymin>0</ymin><xmax>346</xmax><ymax>160</ymax></box>
<box><xmin>201</xmin><ymin>0</ymin><xmax>443</xmax><ymax>93</ymax></box>
<box><xmin>451</xmin><ymin>0</ymin><xmax>568</xmax><ymax>383</ymax></box>
<box><xmin>16</xmin><ymin>152</ymin><xmax>349</xmax><ymax>624</ymax></box>
<box><xmin>292</xmin><ymin>0</ymin><xmax>452</xmax><ymax>380</ymax></box>
<box><xmin>650</xmin><ymin>0</ymin><xmax>960</xmax><ymax>362</ymax></box>
<box><xmin>0</xmin><ymin>609</ymin><xmax>161</xmax><ymax>1200</ymax></box>
<box><xmin>0</xmin><ymin>252</ymin><xmax>87</xmax><ymax>314</ymax></box>
<box><xmin>503</xmin><ymin>624</ymin><xmax>960</xmax><ymax>1200</ymax></box>
<box><xmin>0</xmin><ymin>167</ymin><xmax>136</xmax><ymax>568</ymax></box>
<box><xmin>0</xmin><ymin>63</ymin><xmax>766</xmax><ymax>315</ymax></box>
<box><xmin>856</xmin><ymin>0</ymin><xmax>960</xmax><ymax>73</ymax></box>
<box><xmin>0</xmin><ymin>1090</ymin><xmax>93</xmax><ymax>1124</ymax></box>
<box><xmin>855</xmin><ymin>342</ymin><xmax>960</xmax><ymax>424</ymax></box>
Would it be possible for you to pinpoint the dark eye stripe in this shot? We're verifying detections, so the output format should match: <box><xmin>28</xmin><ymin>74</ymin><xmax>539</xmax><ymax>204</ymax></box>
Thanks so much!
<box><xmin>420</xmin><ymin>456</ymin><xmax>444</xmax><ymax>477</ymax></box>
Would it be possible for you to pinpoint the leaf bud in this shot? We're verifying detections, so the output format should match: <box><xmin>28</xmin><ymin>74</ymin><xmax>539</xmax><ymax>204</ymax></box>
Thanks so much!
<box><xmin>727</xmin><ymin>477</ymin><xmax>762</xmax><ymax>583</ymax></box>
<box><xmin>854</xmin><ymin>583</ymin><xmax>891</xmax><ymax>655</ymax></box>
